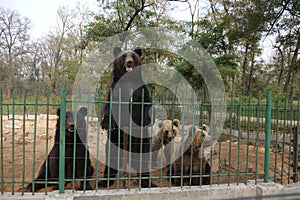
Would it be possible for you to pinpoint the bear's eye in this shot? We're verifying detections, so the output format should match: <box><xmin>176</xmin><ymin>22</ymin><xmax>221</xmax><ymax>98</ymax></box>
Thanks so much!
<box><xmin>202</xmin><ymin>133</ymin><xmax>206</xmax><ymax>138</ymax></box>
<box><xmin>122</xmin><ymin>54</ymin><xmax>127</xmax><ymax>59</ymax></box>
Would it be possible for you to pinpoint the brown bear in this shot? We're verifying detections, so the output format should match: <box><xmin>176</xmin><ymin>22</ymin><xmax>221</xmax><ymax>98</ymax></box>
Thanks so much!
<box><xmin>99</xmin><ymin>47</ymin><xmax>156</xmax><ymax>188</ymax></box>
<box><xmin>26</xmin><ymin>107</ymin><xmax>94</xmax><ymax>192</ymax></box>
<box><xmin>150</xmin><ymin>119</ymin><xmax>180</xmax><ymax>168</ymax></box>
<box><xmin>151</xmin><ymin>119</ymin><xmax>180</xmax><ymax>151</ymax></box>
<box><xmin>168</xmin><ymin>125</ymin><xmax>211</xmax><ymax>186</ymax></box>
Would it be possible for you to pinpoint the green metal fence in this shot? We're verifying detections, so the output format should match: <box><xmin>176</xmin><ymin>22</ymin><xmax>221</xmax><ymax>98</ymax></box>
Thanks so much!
<box><xmin>0</xmin><ymin>89</ymin><xmax>299</xmax><ymax>195</ymax></box>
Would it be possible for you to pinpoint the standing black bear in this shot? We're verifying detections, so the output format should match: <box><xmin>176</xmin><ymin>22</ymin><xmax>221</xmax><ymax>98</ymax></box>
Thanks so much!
<box><xmin>26</xmin><ymin>107</ymin><xmax>94</xmax><ymax>192</ymax></box>
<box><xmin>99</xmin><ymin>47</ymin><xmax>157</xmax><ymax>188</ymax></box>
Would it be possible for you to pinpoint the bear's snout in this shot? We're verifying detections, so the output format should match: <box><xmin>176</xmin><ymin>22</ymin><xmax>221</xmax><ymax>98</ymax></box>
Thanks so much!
<box><xmin>165</xmin><ymin>137</ymin><xmax>172</xmax><ymax>145</ymax></box>
<box><xmin>125</xmin><ymin>60</ymin><xmax>134</xmax><ymax>72</ymax></box>
<box><xmin>124</xmin><ymin>54</ymin><xmax>135</xmax><ymax>72</ymax></box>
<box><xmin>126</xmin><ymin>60</ymin><xmax>133</xmax><ymax>66</ymax></box>
<box><xmin>66</xmin><ymin>116</ymin><xmax>75</xmax><ymax>132</ymax></box>
<box><xmin>66</xmin><ymin>124</ymin><xmax>75</xmax><ymax>132</ymax></box>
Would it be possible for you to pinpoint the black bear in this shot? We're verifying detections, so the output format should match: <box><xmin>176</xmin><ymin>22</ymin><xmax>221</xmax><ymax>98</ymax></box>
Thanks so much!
<box><xmin>27</xmin><ymin>107</ymin><xmax>94</xmax><ymax>192</ymax></box>
<box><xmin>99</xmin><ymin>47</ymin><xmax>157</xmax><ymax>188</ymax></box>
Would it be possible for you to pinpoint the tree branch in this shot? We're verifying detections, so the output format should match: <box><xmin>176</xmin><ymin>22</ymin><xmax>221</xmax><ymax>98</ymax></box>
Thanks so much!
<box><xmin>125</xmin><ymin>0</ymin><xmax>145</xmax><ymax>31</ymax></box>
<box><xmin>264</xmin><ymin>0</ymin><xmax>291</xmax><ymax>39</ymax></box>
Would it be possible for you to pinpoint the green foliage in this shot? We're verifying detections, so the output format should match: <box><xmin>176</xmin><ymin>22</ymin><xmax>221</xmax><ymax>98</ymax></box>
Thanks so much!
<box><xmin>192</xmin><ymin>18</ymin><xmax>228</xmax><ymax>55</ymax></box>
<box><xmin>214</xmin><ymin>55</ymin><xmax>239</xmax><ymax>76</ymax></box>
<box><xmin>1</xmin><ymin>0</ymin><xmax>299</xmax><ymax>100</ymax></box>
<box><xmin>84</xmin><ymin>14</ymin><xmax>122</xmax><ymax>42</ymax></box>
<box><xmin>172</xmin><ymin>60</ymin><xmax>205</xmax><ymax>92</ymax></box>
<box><xmin>213</xmin><ymin>54</ymin><xmax>239</xmax><ymax>91</ymax></box>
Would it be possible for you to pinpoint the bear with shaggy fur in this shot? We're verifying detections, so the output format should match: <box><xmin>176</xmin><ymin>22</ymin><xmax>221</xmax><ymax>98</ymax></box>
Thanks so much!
<box><xmin>150</xmin><ymin>119</ymin><xmax>180</xmax><ymax>168</ymax></box>
<box><xmin>168</xmin><ymin>125</ymin><xmax>211</xmax><ymax>186</ymax></box>
<box><xmin>26</xmin><ymin>107</ymin><xmax>94</xmax><ymax>192</ymax></box>
<box><xmin>99</xmin><ymin>47</ymin><xmax>156</xmax><ymax>188</ymax></box>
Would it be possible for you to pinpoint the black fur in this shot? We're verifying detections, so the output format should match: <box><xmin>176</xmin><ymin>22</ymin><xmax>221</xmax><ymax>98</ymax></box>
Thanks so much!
<box><xmin>27</xmin><ymin>107</ymin><xmax>94</xmax><ymax>192</ymax></box>
<box><xmin>99</xmin><ymin>47</ymin><xmax>156</xmax><ymax>188</ymax></box>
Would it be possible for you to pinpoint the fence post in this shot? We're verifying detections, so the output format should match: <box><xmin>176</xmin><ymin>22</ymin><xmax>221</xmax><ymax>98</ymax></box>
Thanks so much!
<box><xmin>264</xmin><ymin>90</ymin><xmax>272</xmax><ymax>182</ymax></box>
<box><xmin>292</xmin><ymin>98</ymin><xmax>299</xmax><ymax>182</ymax></box>
<box><xmin>59</xmin><ymin>87</ymin><xmax>66</xmax><ymax>193</ymax></box>
<box><xmin>0</xmin><ymin>90</ymin><xmax>3</xmax><ymax>194</ymax></box>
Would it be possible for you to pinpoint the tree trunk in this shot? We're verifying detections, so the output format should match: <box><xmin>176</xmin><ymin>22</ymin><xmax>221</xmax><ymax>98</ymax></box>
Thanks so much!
<box><xmin>283</xmin><ymin>33</ymin><xmax>300</xmax><ymax>96</ymax></box>
<box><xmin>247</xmin><ymin>51</ymin><xmax>255</xmax><ymax>94</ymax></box>
<box><xmin>241</xmin><ymin>41</ymin><xmax>250</xmax><ymax>95</ymax></box>
<box><xmin>276</xmin><ymin>46</ymin><xmax>284</xmax><ymax>86</ymax></box>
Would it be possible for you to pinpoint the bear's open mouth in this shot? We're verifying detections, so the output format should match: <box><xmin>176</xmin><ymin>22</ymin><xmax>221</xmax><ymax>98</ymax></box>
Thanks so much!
<box><xmin>126</xmin><ymin>66</ymin><xmax>133</xmax><ymax>72</ymax></box>
<box><xmin>66</xmin><ymin>124</ymin><xmax>75</xmax><ymax>132</ymax></box>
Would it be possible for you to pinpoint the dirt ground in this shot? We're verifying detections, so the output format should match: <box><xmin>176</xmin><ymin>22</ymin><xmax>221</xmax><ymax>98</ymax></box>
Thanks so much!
<box><xmin>0</xmin><ymin>115</ymin><xmax>297</xmax><ymax>193</ymax></box>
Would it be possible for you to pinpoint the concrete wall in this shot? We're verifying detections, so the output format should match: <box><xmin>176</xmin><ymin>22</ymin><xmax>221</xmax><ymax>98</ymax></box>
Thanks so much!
<box><xmin>1</xmin><ymin>182</ymin><xmax>300</xmax><ymax>200</ymax></box>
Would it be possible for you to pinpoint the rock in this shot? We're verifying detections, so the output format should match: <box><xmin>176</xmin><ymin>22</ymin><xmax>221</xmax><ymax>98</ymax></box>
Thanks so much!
<box><xmin>4</xmin><ymin>131</ymin><xmax>10</xmax><ymax>135</ymax></box>
<box><xmin>6</xmin><ymin>124</ymin><xmax>22</xmax><ymax>129</ymax></box>
<box><xmin>39</xmin><ymin>114</ymin><xmax>57</xmax><ymax>120</ymax></box>
<box><xmin>17</xmin><ymin>137</ymin><xmax>33</xmax><ymax>144</ymax></box>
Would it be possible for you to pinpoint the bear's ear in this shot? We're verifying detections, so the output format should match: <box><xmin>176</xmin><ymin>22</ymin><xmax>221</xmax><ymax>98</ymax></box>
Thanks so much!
<box><xmin>56</xmin><ymin>108</ymin><xmax>60</xmax><ymax>117</ymax></box>
<box><xmin>202</xmin><ymin>124</ymin><xmax>208</xmax><ymax>131</ymax></box>
<box><xmin>173</xmin><ymin>119</ymin><xmax>180</xmax><ymax>127</ymax></box>
<box><xmin>133</xmin><ymin>47</ymin><xmax>142</xmax><ymax>57</ymax></box>
<box><xmin>113</xmin><ymin>47</ymin><xmax>122</xmax><ymax>57</ymax></box>
<box><xmin>157</xmin><ymin>120</ymin><xmax>163</xmax><ymax>129</ymax></box>
<box><xmin>79</xmin><ymin>107</ymin><xmax>88</xmax><ymax>116</ymax></box>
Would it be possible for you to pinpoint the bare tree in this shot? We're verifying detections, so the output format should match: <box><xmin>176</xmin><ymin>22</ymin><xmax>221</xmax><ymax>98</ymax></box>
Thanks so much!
<box><xmin>0</xmin><ymin>8</ymin><xmax>31</xmax><ymax>97</ymax></box>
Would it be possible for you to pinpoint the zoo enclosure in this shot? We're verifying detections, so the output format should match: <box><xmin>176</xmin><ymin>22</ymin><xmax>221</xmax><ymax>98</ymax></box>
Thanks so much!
<box><xmin>0</xmin><ymin>88</ymin><xmax>299</xmax><ymax>195</ymax></box>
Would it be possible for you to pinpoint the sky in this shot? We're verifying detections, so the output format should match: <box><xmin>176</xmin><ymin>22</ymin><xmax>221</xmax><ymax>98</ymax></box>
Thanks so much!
<box><xmin>1</xmin><ymin>0</ymin><xmax>194</xmax><ymax>38</ymax></box>
<box><xmin>1</xmin><ymin>0</ymin><xmax>273</xmax><ymax>61</ymax></box>
<box><xmin>1</xmin><ymin>0</ymin><xmax>189</xmax><ymax>37</ymax></box>
<box><xmin>1</xmin><ymin>0</ymin><xmax>99</xmax><ymax>38</ymax></box>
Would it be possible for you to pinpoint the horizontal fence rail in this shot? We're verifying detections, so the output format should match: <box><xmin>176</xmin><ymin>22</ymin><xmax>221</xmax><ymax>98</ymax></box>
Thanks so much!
<box><xmin>0</xmin><ymin>89</ymin><xmax>299</xmax><ymax>195</ymax></box>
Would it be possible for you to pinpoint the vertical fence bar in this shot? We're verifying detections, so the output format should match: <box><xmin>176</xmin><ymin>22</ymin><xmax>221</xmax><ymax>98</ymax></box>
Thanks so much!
<box><xmin>33</xmin><ymin>90</ymin><xmax>39</xmax><ymax>190</ymax></box>
<box><xmin>293</xmin><ymin>98</ymin><xmax>299</xmax><ymax>182</ymax></box>
<box><xmin>30</xmin><ymin>90</ymin><xmax>39</xmax><ymax>193</ymax></box>
<box><xmin>72</xmin><ymin>105</ymin><xmax>77</xmax><ymax>192</ymax></box>
<box><xmin>117</xmin><ymin>88</ymin><xmax>121</xmax><ymax>190</ymax></box>
<box><xmin>95</xmin><ymin>89</ymin><xmax>102</xmax><ymax>189</ymax></box>
<box><xmin>107</xmin><ymin>88</ymin><xmax>113</xmax><ymax>189</ymax></box>
<box><xmin>245</xmin><ymin>94</ymin><xmax>251</xmax><ymax>183</ymax></box>
<box><xmin>255</xmin><ymin>93</ymin><xmax>261</xmax><ymax>184</ymax></box>
<box><xmin>128</xmin><ymin>89</ymin><xmax>134</xmax><ymax>190</ymax></box>
<box><xmin>0</xmin><ymin>90</ymin><xmax>3</xmax><ymax>194</ymax></box>
<box><xmin>264</xmin><ymin>90</ymin><xmax>272</xmax><ymax>182</ymax></box>
<box><xmin>236</xmin><ymin>93</ymin><xmax>242</xmax><ymax>184</ymax></box>
<box><xmin>139</xmin><ymin>89</ymin><xmax>145</xmax><ymax>190</ymax></box>
<box><xmin>59</xmin><ymin>87</ymin><xmax>66</xmax><ymax>193</ymax></box>
<box><xmin>273</xmin><ymin>99</ymin><xmax>279</xmax><ymax>182</ymax></box>
<box><xmin>83</xmin><ymin>102</ymin><xmax>90</xmax><ymax>191</ymax></box>
<box><xmin>180</xmin><ymin>92</ymin><xmax>186</xmax><ymax>187</ymax></box>
<box><xmin>227</xmin><ymin>93</ymin><xmax>234</xmax><ymax>186</ymax></box>
<box><xmin>148</xmin><ymin>90</ymin><xmax>154</xmax><ymax>190</ymax></box>
<box><xmin>293</xmin><ymin>123</ymin><xmax>298</xmax><ymax>182</ymax></box>
<box><xmin>11</xmin><ymin>91</ymin><xmax>15</xmax><ymax>194</ymax></box>
<box><xmin>287</xmin><ymin>100</ymin><xmax>294</xmax><ymax>184</ymax></box>
<box><xmin>21</xmin><ymin>91</ymin><xmax>27</xmax><ymax>194</ymax></box>
<box><xmin>45</xmin><ymin>93</ymin><xmax>50</xmax><ymax>194</ymax></box>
